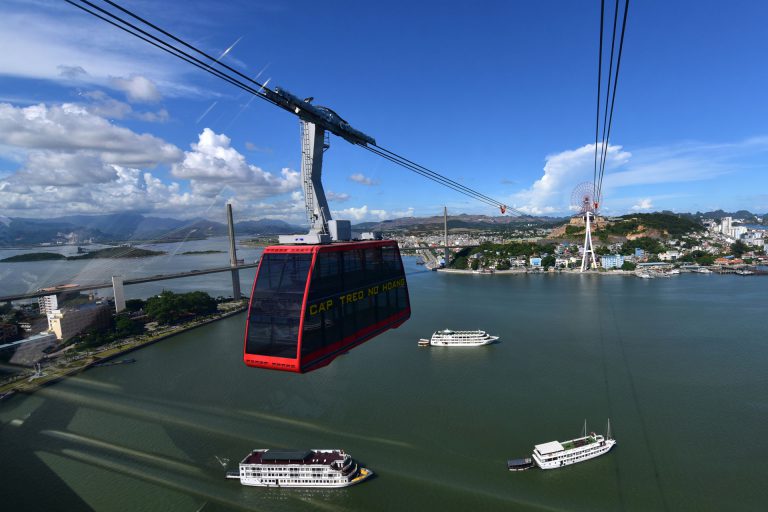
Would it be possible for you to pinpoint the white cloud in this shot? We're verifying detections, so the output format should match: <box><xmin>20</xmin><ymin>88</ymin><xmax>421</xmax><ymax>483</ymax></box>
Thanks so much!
<box><xmin>326</xmin><ymin>191</ymin><xmax>350</xmax><ymax>203</ymax></box>
<box><xmin>332</xmin><ymin>205</ymin><xmax>388</xmax><ymax>221</ymax></box>
<box><xmin>0</xmin><ymin>4</ymin><xmax>206</xmax><ymax>98</ymax></box>
<box><xmin>81</xmin><ymin>90</ymin><xmax>168</xmax><ymax>122</ymax></box>
<box><xmin>172</xmin><ymin>128</ymin><xmax>300</xmax><ymax>198</ymax></box>
<box><xmin>0</xmin><ymin>108</ymin><xmax>304</xmax><ymax>220</ymax></box>
<box><xmin>331</xmin><ymin>205</ymin><xmax>414</xmax><ymax>222</ymax></box>
<box><xmin>110</xmin><ymin>75</ymin><xmax>161</xmax><ymax>103</ymax></box>
<box><xmin>15</xmin><ymin>151</ymin><xmax>118</xmax><ymax>186</ymax></box>
<box><xmin>244</xmin><ymin>141</ymin><xmax>273</xmax><ymax>153</ymax></box>
<box><xmin>511</xmin><ymin>136</ymin><xmax>768</xmax><ymax>215</ymax></box>
<box><xmin>511</xmin><ymin>143</ymin><xmax>630</xmax><ymax>214</ymax></box>
<box><xmin>631</xmin><ymin>198</ymin><xmax>654</xmax><ymax>211</ymax></box>
<box><xmin>391</xmin><ymin>207</ymin><xmax>415</xmax><ymax>218</ymax></box>
<box><xmin>57</xmin><ymin>64</ymin><xmax>87</xmax><ymax>80</ymax></box>
<box><xmin>0</xmin><ymin>102</ymin><xmax>181</xmax><ymax>167</ymax></box>
<box><xmin>349</xmin><ymin>173</ymin><xmax>378</xmax><ymax>186</ymax></box>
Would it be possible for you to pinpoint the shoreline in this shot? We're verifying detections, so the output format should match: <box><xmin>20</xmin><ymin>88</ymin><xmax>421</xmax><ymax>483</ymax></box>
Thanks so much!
<box><xmin>437</xmin><ymin>268</ymin><xmax>633</xmax><ymax>276</ymax></box>
<box><xmin>0</xmin><ymin>305</ymin><xmax>246</xmax><ymax>402</ymax></box>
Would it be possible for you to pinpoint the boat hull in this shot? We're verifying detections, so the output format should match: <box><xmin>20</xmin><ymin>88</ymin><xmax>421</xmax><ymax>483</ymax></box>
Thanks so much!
<box><xmin>239</xmin><ymin>467</ymin><xmax>372</xmax><ymax>488</ymax></box>
<box><xmin>430</xmin><ymin>336</ymin><xmax>498</xmax><ymax>346</ymax></box>
<box><xmin>534</xmin><ymin>440</ymin><xmax>616</xmax><ymax>469</ymax></box>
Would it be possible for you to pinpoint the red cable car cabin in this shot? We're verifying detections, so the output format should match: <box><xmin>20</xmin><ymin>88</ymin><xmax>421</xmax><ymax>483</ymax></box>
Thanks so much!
<box><xmin>244</xmin><ymin>240</ymin><xmax>410</xmax><ymax>373</ymax></box>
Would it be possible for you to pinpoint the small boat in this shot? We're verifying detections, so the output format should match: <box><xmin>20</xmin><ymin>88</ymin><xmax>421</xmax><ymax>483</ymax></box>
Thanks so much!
<box><xmin>429</xmin><ymin>329</ymin><xmax>499</xmax><ymax>346</ymax></box>
<box><xmin>532</xmin><ymin>420</ymin><xmax>616</xmax><ymax>470</ymax></box>
<box><xmin>636</xmin><ymin>272</ymin><xmax>653</xmax><ymax>279</ymax></box>
<box><xmin>93</xmin><ymin>358</ymin><xmax>137</xmax><ymax>367</ymax></box>
<box><xmin>507</xmin><ymin>458</ymin><xmax>535</xmax><ymax>471</ymax></box>
<box><xmin>418</xmin><ymin>338</ymin><xmax>430</xmax><ymax>347</ymax></box>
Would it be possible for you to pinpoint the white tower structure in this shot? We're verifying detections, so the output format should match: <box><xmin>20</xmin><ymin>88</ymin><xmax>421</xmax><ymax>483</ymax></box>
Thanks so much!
<box><xmin>112</xmin><ymin>275</ymin><xmax>126</xmax><ymax>313</ymax></box>
<box><xmin>581</xmin><ymin>211</ymin><xmax>598</xmax><ymax>271</ymax></box>
<box><xmin>571</xmin><ymin>182</ymin><xmax>599</xmax><ymax>272</ymax></box>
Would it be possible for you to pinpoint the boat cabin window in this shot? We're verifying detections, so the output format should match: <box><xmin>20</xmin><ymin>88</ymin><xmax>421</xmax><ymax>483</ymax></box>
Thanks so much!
<box><xmin>246</xmin><ymin>253</ymin><xmax>311</xmax><ymax>358</ymax></box>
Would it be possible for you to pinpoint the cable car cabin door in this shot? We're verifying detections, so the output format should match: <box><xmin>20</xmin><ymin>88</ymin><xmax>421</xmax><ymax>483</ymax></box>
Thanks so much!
<box><xmin>244</xmin><ymin>241</ymin><xmax>410</xmax><ymax>373</ymax></box>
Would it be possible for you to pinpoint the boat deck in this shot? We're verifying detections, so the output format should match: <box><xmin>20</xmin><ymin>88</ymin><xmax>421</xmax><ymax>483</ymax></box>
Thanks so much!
<box><xmin>243</xmin><ymin>449</ymin><xmax>346</xmax><ymax>465</ymax></box>
<box><xmin>560</xmin><ymin>436</ymin><xmax>597</xmax><ymax>451</ymax></box>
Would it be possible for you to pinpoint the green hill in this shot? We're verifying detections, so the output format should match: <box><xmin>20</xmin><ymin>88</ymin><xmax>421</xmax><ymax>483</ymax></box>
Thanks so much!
<box><xmin>67</xmin><ymin>247</ymin><xmax>165</xmax><ymax>259</ymax></box>
<box><xmin>601</xmin><ymin>213</ymin><xmax>704</xmax><ymax>237</ymax></box>
<box><xmin>1</xmin><ymin>252</ymin><xmax>67</xmax><ymax>262</ymax></box>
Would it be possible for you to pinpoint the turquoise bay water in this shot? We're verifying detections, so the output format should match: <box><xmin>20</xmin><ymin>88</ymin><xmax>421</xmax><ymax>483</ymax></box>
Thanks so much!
<box><xmin>1</xmin><ymin>258</ymin><xmax>766</xmax><ymax>511</ymax></box>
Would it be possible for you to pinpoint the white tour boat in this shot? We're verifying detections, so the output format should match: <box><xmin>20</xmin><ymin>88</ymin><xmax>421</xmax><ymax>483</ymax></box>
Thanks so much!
<box><xmin>429</xmin><ymin>329</ymin><xmax>499</xmax><ymax>346</ymax></box>
<box><xmin>532</xmin><ymin>421</ymin><xmax>616</xmax><ymax>470</ymax></box>
<box><xmin>226</xmin><ymin>449</ymin><xmax>372</xmax><ymax>488</ymax></box>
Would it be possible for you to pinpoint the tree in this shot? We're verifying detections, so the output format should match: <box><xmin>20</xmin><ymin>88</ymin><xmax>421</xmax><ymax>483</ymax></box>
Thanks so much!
<box><xmin>496</xmin><ymin>260</ymin><xmax>511</xmax><ymax>270</ymax></box>
<box><xmin>595</xmin><ymin>245</ymin><xmax>611</xmax><ymax>256</ymax></box>
<box><xmin>680</xmin><ymin>250</ymin><xmax>715</xmax><ymax>266</ymax></box>
<box><xmin>125</xmin><ymin>299</ymin><xmax>145</xmax><ymax>312</ymax></box>
<box><xmin>620</xmin><ymin>237</ymin><xmax>665</xmax><ymax>256</ymax></box>
<box><xmin>541</xmin><ymin>255</ymin><xmax>557</xmax><ymax>269</ymax></box>
<box><xmin>115</xmin><ymin>314</ymin><xmax>144</xmax><ymax>337</ymax></box>
<box><xmin>451</xmin><ymin>256</ymin><xmax>468</xmax><ymax>269</ymax></box>
<box><xmin>731</xmin><ymin>240</ymin><xmax>748</xmax><ymax>258</ymax></box>
<box><xmin>620</xmin><ymin>260</ymin><xmax>637</xmax><ymax>271</ymax></box>
<box><xmin>470</xmin><ymin>258</ymin><xmax>480</xmax><ymax>270</ymax></box>
<box><xmin>145</xmin><ymin>290</ymin><xmax>217</xmax><ymax>325</ymax></box>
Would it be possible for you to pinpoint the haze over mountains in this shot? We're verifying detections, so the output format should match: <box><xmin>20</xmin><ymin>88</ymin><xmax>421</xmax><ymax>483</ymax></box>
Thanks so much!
<box><xmin>0</xmin><ymin>213</ymin><xmax>301</xmax><ymax>247</ymax></box>
<box><xmin>0</xmin><ymin>210</ymin><xmax>763</xmax><ymax>247</ymax></box>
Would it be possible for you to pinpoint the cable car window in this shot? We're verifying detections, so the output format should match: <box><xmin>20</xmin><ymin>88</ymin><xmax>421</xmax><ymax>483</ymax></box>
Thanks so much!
<box><xmin>311</xmin><ymin>252</ymin><xmax>341</xmax><ymax>298</ymax></box>
<box><xmin>342</xmin><ymin>249</ymin><xmax>365</xmax><ymax>289</ymax></box>
<box><xmin>381</xmin><ymin>244</ymin><xmax>400</xmax><ymax>275</ymax></box>
<box><xmin>246</xmin><ymin>253</ymin><xmax>311</xmax><ymax>358</ymax></box>
<box><xmin>364</xmin><ymin>247</ymin><xmax>383</xmax><ymax>280</ymax></box>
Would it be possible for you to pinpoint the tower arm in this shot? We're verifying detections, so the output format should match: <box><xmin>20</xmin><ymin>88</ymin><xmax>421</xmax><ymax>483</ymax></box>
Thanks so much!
<box><xmin>265</xmin><ymin>87</ymin><xmax>376</xmax><ymax>146</ymax></box>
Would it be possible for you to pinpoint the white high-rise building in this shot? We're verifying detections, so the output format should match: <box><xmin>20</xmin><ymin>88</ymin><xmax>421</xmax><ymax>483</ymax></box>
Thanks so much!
<box><xmin>112</xmin><ymin>275</ymin><xmax>126</xmax><ymax>313</ymax></box>
<box><xmin>38</xmin><ymin>294</ymin><xmax>59</xmax><ymax>330</ymax></box>
<box><xmin>720</xmin><ymin>216</ymin><xmax>732</xmax><ymax>235</ymax></box>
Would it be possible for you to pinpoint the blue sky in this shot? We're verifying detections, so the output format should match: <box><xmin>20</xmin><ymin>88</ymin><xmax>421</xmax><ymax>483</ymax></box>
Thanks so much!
<box><xmin>1</xmin><ymin>0</ymin><xmax>767</xmax><ymax>223</ymax></box>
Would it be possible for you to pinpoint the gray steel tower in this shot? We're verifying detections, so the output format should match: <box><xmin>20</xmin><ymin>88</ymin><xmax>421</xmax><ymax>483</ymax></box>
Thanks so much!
<box><xmin>227</xmin><ymin>203</ymin><xmax>241</xmax><ymax>299</ymax></box>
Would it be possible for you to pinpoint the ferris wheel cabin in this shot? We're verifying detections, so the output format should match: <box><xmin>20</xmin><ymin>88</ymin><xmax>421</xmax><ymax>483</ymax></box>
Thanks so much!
<box><xmin>244</xmin><ymin>240</ymin><xmax>410</xmax><ymax>373</ymax></box>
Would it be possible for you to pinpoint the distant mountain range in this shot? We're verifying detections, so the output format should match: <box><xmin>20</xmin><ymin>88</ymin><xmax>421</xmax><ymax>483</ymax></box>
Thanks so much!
<box><xmin>684</xmin><ymin>209</ymin><xmax>766</xmax><ymax>223</ymax></box>
<box><xmin>0</xmin><ymin>209</ymin><xmax>764</xmax><ymax>247</ymax></box>
<box><xmin>353</xmin><ymin>213</ymin><xmax>567</xmax><ymax>232</ymax></box>
<box><xmin>0</xmin><ymin>213</ymin><xmax>303</xmax><ymax>247</ymax></box>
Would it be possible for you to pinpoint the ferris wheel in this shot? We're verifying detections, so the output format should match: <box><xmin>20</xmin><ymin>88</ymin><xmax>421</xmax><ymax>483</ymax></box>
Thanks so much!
<box><xmin>571</xmin><ymin>182</ymin><xmax>599</xmax><ymax>272</ymax></box>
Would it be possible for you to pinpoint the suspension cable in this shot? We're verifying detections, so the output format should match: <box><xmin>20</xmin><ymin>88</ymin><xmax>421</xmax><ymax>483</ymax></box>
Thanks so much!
<box><xmin>593</xmin><ymin>0</ymin><xmax>630</xmax><ymax>207</ymax></box>
<box><xmin>592</xmin><ymin>0</ymin><xmax>605</xmax><ymax>199</ymax></box>
<box><xmin>596</xmin><ymin>0</ymin><xmax>630</xmax><ymax>205</ymax></box>
<box><xmin>65</xmin><ymin>0</ymin><xmax>517</xmax><ymax>216</ymax></box>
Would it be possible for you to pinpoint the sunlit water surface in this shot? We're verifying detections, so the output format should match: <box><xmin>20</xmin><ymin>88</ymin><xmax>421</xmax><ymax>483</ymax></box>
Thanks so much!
<box><xmin>1</xmin><ymin>246</ymin><xmax>766</xmax><ymax>511</ymax></box>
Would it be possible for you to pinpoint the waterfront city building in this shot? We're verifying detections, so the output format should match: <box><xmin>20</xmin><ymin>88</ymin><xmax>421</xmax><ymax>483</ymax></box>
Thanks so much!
<box><xmin>721</xmin><ymin>216</ymin><xmax>732</xmax><ymax>234</ymax></box>
<box><xmin>38</xmin><ymin>294</ymin><xmax>58</xmax><ymax>319</ymax></box>
<box><xmin>48</xmin><ymin>303</ymin><xmax>111</xmax><ymax>341</ymax></box>
<box><xmin>600</xmin><ymin>254</ymin><xmax>625</xmax><ymax>269</ymax></box>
